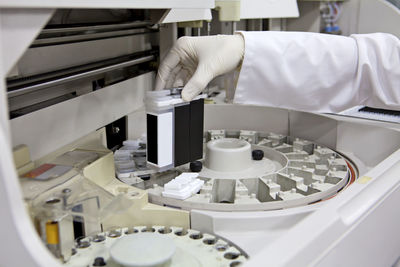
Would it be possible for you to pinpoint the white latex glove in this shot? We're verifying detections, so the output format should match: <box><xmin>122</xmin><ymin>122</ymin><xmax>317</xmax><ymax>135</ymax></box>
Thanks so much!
<box><xmin>155</xmin><ymin>34</ymin><xmax>245</xmax><ymax>101</ymax></box>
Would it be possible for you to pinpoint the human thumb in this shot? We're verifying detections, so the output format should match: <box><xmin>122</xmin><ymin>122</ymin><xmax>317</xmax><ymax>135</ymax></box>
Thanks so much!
<box><xmin>181</xmin><ymin>64</ymin><xmax>213</xmax><ymax>101</ymax></box>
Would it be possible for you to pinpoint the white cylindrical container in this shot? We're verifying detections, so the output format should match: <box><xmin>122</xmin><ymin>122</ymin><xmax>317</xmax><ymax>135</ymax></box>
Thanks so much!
<box><xmin>205</xmin><ymin>138</ymin><xmax>252</xmax><ymax>172</ymax></box>
<box><xmin>110</xmin><ymin>233</ymin><xmax>176</xmax><ymax>267</ymax></box>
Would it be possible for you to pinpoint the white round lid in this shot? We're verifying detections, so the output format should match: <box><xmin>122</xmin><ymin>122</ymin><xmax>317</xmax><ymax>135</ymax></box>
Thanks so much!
<box><xmin>110</xmin><ymin>233</ymin><xmax>176</xmax><ymax>267</ymax></box>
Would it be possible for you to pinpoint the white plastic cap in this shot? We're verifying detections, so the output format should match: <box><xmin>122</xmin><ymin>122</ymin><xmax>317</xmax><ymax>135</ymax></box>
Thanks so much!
<box><xmin>110</xmin><ymin>233</ymin><xmax>176</xmax><ymax>267</ymax></box>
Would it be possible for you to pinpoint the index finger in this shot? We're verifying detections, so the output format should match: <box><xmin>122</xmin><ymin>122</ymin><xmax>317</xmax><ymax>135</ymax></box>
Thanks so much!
<box><xmin>155</xmin><ymin>49</ymin><xmax>180</xmax><ymax>90</ymax></box>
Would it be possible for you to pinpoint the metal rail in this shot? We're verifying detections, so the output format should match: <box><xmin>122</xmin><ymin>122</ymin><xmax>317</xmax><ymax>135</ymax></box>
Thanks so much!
<box><xmin>40</xmin><ymin>21</ymin><xmax>151</xmax><ymax>34</ymax></box>
<box><xmin>8</xmin><ymin>55</ymin><xmax>155</xmax><ymax>98</ymax></box>
<box><xmin>33</xmin><ymin>28</ymin><xmax>154</xmax><ymax>46</ymax></box>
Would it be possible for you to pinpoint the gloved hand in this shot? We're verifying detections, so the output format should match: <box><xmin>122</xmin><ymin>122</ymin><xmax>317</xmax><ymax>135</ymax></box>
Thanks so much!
<box><xmin>155</xmin><ymin>34</ymin><xmax>245</xmax><ymax>101</ymax></box>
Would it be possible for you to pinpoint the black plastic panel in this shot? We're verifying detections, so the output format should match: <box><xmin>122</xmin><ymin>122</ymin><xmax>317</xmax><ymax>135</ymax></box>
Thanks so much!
<box><xmin>147</xmin><ymin>114</ymin><xmax>158</xmax><ymax>164</ymax></box>
<box><xmin>174</xmin><ymin>104</ymin><xmax>190</xmax><ymax>166</ymax></box>
<box><xmin>189</xmin><ymin>99</ymin><xmax>204</xmax><ymax>162</ymax></box>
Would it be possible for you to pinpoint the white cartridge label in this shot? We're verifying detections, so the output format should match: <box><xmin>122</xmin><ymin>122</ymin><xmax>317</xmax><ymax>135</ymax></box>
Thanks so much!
<box><xmin>157</xmin><ymin>112</ymin><xmax>173</xmax><ymax>167</ymax></box>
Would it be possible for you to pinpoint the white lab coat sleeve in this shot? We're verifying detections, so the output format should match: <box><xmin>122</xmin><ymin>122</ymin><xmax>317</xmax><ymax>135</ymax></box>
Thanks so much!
<box><xmin>234</xmin><ymin>31</ymin><xmax>400</xmax><ymax>113</ymax></box>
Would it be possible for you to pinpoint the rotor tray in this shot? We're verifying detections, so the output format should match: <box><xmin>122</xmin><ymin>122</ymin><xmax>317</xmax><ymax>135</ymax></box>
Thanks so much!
<box><xmin>136</xmin><ymin>130</ymin><xmax>355</xmax><ymax>211</ymax></box>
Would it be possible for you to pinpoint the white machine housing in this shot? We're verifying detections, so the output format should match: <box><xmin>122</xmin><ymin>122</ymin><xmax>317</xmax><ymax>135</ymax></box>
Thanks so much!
<box><xmin>0</xmin><ymin>1</ymin><xmax>399</xmax><ymax>267</ymax></box>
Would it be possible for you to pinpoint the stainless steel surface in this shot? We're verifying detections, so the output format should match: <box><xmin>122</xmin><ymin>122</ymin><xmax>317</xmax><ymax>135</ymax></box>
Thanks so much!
<box><xmin>40</xmin><ymin>21</ymin><xmax>151</xmax><ymax>34</ymax></box>
<box><xmin>8</xmin><ymin>55</ymin><xmax>154</xmax><ymax>98</ymax></box>
<box><xmin>0</xmin><ymin>0</ymin><xmax>215</xmax><ymax>9</ymax></box>
<box><xmin>33</xmin><ymin>28</ymin><xmax>154</xmax><ymax>46</ymax></box>
<box><xmin>12</xmin><ymin>34</ymin><xmax>154</xmax><ymax>78</ymax></box>
<box><xmin>10</xmin><ymin>72</ymin><xmax>154</xmax><ymax>161</ymax></box>
<box><xmin>8</xmin><ymin>84</ymin><xmax>78</xmax><ymax>112</ymax></box>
